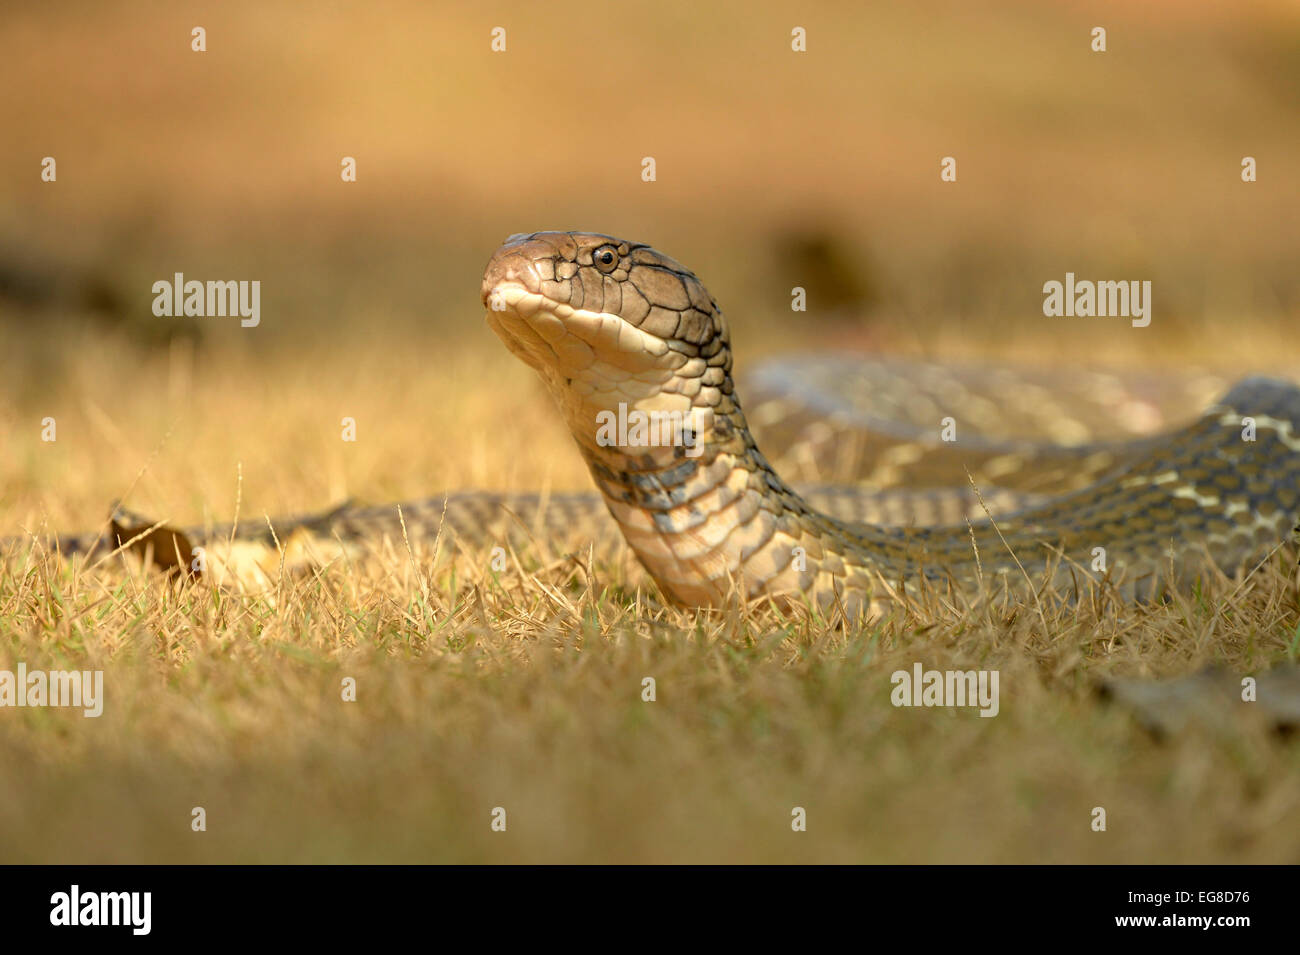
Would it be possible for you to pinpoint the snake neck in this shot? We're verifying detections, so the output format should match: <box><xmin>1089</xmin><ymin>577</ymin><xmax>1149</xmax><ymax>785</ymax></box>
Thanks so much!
<box><xmin>569</xmin><ymin>372</ymin><xmax>884</xmax><ymax>611</ymax></box>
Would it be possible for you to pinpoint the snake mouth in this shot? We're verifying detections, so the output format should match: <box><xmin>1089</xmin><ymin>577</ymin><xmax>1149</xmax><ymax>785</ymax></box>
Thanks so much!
<box><xmin>482</xmin><ymin>284</ymin><xmax>551</xmax><ymax>373</ymax></box>
<box><xmin>483</xmin><ymin>279</ymin><xmax>665</xmax><ymax>379</ymax></box>
<box><xmin>481</xmin><ymin>233</ymin><xmax>593</xmax><ymax>370</ymax></box>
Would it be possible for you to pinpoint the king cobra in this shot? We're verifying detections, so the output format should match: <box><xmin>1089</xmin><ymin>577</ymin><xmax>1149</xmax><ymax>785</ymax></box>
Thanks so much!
<box><xmin>14</xmin><ymin>231</ymin><xmax>1300</xmax><ymax>618</ymax></box>
<box><xmin>475</xmin><ymin>231</ymin><xmax>1300</xmax><ymax>615</ymax></box>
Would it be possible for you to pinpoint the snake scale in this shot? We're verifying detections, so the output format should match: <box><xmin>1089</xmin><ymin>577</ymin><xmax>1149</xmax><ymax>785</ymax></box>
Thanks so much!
<box><xmin>14</xmin><ymin>231</ymin><xmax>1300</xmax><ymax>618</ymax></box>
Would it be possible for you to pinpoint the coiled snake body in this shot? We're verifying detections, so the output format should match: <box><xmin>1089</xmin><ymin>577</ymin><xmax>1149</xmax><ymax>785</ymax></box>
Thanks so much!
<box><xmin>19</xmin><ymin>231</ymin><xmax>1300</xmax><ymax>617</ymax></box>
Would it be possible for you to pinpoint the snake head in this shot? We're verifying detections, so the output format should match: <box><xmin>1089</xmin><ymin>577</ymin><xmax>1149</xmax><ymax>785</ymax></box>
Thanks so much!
<box><xmin>481</xmin><ymin>231</ymin><xmax>732</xmax><ymax>455</ymax></box>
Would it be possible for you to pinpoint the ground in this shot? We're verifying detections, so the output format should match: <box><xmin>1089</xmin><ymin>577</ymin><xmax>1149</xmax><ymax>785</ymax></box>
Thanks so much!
<box><xmin>2</xmin><ymin>326</ymin><xmax>1298</xmax><ymax>863</ymax></box>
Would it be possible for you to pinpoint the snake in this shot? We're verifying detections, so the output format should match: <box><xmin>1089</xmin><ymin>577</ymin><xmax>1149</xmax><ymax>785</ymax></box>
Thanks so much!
<box><xmin>13</xmin><ymin>230</ymin><xmax>1300</xmax><ymax>619</ymax></box>
<box><xmin>476</xmin><ymin>231</ymin><xmax>1300</xmax><ymax>616</ymax></box>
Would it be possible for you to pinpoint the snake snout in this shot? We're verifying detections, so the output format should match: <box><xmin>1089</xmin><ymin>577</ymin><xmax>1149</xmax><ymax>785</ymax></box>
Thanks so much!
<box><xmin>480</xmin><ymin>234</ymin><xmax>549</xmax><ymax>307</ymax></box>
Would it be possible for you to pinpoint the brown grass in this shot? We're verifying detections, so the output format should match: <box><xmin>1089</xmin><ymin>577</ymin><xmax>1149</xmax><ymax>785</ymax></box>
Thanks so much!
<box><xmin>2</xmin><ymin>328</ymin><xmax>1300</xmax><ymax>864</ymax></box>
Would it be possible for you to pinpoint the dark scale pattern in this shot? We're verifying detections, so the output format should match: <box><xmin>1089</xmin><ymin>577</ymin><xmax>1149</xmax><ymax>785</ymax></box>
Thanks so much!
<box><xmin>478</xmin><ymin>232</ymin><xmax>1300</xmax><ymax>608</ymax></box>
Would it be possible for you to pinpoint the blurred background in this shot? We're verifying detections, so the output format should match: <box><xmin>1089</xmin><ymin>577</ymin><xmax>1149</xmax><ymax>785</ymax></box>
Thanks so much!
<box><xmin>2</xmin><ymin>0</ymin><xmax>1299</xmax><ymax>528</ymax></box>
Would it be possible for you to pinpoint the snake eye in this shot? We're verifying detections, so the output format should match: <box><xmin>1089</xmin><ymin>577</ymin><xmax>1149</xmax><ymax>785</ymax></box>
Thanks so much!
<box><xmin>593</xmin><ymin>246</ymin><xmax>619</xmax><ymax>273</ymax></box>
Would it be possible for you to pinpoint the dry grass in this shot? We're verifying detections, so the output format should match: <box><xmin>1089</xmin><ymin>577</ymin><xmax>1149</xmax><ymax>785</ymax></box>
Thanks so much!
<box><xmin>2</xmin><ymin>327</ymin><xmax>1300</xmax><ymax>864</ymax></box>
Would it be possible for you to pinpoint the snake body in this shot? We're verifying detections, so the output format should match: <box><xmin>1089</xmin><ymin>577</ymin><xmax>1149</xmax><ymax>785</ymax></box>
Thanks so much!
<box><xmin>479</xmin><ymin>231</ymin><xmax>1300</xmax><ymax>615</ymax></box>
<box><xmin>14</xmin><ymin>231</ymin><xmax>1300</xmax><ymax>618</ymax></box>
